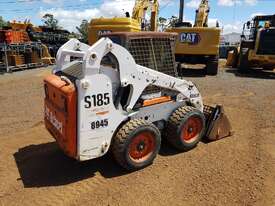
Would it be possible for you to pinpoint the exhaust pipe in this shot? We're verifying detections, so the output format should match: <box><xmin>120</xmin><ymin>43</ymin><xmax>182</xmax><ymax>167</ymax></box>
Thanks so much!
<box><xmin>179</xmin><ymin>0</ymin><xmax>184</xmax><ymax>23</ymax></box>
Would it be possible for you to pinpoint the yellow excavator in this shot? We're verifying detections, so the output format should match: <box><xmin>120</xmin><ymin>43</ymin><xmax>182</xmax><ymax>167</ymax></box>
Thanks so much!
<box><xmin>88</xmin><ymin>0</ymin><xmax>159</xmax><ymax>45</ymax></box>
<box><xmin>166</xmin><ymin>0</ymin><xmax>221</xmax><ymax>75</ymax></box>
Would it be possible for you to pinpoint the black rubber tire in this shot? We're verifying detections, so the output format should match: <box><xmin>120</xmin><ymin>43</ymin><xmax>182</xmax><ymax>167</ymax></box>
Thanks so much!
<box><xmin>206</xmin><ymin>55</ymin><xmax>219</xmax><ymax>75</ymax></box>
<box><xmin>231</xmin><ymin>48</ymin><xmax>239</xmax><ymax>68</ymax></box>
<box><xmin>238</xmin><ymin>48</ymin><xmax>249</xmax><ymax>73</ymax></box>
<box><xmin>112</xmin><ymin>119</ymin><xmax>161</xmax><ymax>170</ymax></box>
<box><xmin>164</xmin><ymin>106</ymin><xmax>205</xmax><ymax>151</ymax></box>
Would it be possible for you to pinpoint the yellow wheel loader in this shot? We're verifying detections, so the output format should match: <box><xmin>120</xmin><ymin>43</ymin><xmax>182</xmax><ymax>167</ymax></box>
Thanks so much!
<box><xmin>166</xmin><ymin>0</ymin><xmax>221</xmax><ymax>75</ymax></box>
<box><xmin>43</xmin><ymin>33</ymin><xmax>232</xmax><ymax>171</ymax></box>
<box><xmin>227</xmin><ymin>14</ymin><xmax>275</xmax><ymax>73</ymax></box>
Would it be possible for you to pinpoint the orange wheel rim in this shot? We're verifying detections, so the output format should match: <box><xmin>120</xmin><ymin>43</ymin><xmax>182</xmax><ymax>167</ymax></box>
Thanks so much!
<box><xmin>181</xmin><ymin>116</ymin><xmax>203</xmax><ymax>143</ymax></box>
<box><xmin>128</xmin><ymin>132</ymin><xmax>156</xmax><ymax>163</ymax></box>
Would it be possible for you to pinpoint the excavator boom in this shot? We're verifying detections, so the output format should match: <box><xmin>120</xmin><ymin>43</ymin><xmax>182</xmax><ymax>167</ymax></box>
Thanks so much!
<box><xmin>132</xmin><ymin>0</ymin><xmax>159</xmax><ymax>31</ymax></box>
<box><xmin>194</xmin><ymin>0</ymin><xmax>210</xmax><ymax>27</ymax></box>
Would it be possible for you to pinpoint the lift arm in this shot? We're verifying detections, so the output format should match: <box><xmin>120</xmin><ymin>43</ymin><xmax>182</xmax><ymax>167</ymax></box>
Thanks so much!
<box><xmin>55</xmin><ymin>38</ymin><xmax>204</xmax><ymax>112</ymax></box>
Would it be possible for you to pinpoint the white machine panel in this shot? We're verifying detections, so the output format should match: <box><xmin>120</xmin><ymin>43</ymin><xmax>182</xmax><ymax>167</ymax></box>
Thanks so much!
<box><xmin>76</xmin><ymin>74</ymin><xmax>127</xmax><ymax>160</ymax></box>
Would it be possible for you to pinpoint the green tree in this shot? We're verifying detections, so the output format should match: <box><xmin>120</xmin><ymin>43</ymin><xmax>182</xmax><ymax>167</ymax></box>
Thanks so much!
<box><xmin>0</xmin><ymin>16</ymin><xmax>7</xmax><ymax>29</ymax></box>
<box><xmin>76</xmin><ymin>19</ymin><xmax>89</xmax><ymax>43</ymax></box>
<box><xmin>42</xmin><ymin>14</ymin><xmax>59</xmax><ymax>29</ymax></box>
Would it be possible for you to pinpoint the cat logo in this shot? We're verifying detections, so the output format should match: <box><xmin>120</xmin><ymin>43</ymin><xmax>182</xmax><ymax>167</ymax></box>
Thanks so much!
<box><xmin>179</xmin><ymin>32</ymin><xmax>201</xmax><ymax>45</ymax></box>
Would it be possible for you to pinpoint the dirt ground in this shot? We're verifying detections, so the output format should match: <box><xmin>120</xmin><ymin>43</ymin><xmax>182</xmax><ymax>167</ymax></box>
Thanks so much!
<box><xmin>0</xmin><ymin>65</ymin><xmax>274</xmax><ymax>206</ymax></box>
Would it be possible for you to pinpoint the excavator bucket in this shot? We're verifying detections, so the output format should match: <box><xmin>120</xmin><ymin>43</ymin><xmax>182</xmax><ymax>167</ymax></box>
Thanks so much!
<box><xmin>226</xmin><ymin>50</ymin><xmax>235</xmax><ymax>67</ymax></box>
<box><xmin>203</xmin><ymin>105</ymin><xmax>233</xmax><ymax>141</ymax></box>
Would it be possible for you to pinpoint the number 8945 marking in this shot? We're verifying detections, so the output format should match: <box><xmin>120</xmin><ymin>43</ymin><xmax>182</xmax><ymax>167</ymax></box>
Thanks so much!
<box><xmin>91</xmin><ymin>119</ymin><xmax>109</xmax><ymax>130</ymax></box>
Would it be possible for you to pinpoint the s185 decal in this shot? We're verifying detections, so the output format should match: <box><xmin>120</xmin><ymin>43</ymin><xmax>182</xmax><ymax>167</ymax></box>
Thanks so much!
<box><xmin>84</xmin><ymin>93</ymin><xmax>110</xmax><ymax>108</ymax></box>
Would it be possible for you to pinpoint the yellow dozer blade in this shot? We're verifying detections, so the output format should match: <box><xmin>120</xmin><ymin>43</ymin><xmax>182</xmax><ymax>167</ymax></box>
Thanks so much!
<box><xmin>204</xmin><ymin>105</ymin><xmax>233</xmax><ymax>141</ymax></box>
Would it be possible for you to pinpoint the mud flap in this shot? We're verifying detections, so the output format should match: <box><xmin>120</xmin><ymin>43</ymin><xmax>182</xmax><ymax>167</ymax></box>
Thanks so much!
<box><xmin>203</xmin><ymin>105</ymin><xmax>233</xmax><ymax>141</ymax></box>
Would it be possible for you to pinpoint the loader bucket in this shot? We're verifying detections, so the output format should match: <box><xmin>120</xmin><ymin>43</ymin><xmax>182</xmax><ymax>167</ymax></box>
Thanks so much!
<box><xmin>203</xmin><ymin>105</ymin><xmax>233</xmax><ymax>141</ymax></box>
<box><xmin>226</xmin><ymin>51</ymin><xmax>235</xmax><ymax>67</ymax></box>
<box><xmin>226</xmin><ymin>47</ymin><xmax>239</xmax><ymax>68</ymax></box>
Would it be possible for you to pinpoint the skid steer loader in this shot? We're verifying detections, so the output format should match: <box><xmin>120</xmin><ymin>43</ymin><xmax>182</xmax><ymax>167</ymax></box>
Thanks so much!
<box><xmin>44</xmin><ymin>37</ymin><xmax>232</xmax><ymax>170</ymax></box>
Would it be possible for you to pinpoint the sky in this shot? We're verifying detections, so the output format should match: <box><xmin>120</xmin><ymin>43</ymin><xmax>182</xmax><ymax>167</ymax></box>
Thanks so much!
<box><xmin>0</xmin><ymin>0</ymin><xmax>274</xmax><ymax>34</ymax></box>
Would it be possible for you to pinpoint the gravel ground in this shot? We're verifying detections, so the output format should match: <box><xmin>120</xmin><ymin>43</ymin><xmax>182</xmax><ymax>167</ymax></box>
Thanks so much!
<box><xmin>0</xmin><ymin>65</ymin><xmax>274</xmax><ymax>206</ymax></box>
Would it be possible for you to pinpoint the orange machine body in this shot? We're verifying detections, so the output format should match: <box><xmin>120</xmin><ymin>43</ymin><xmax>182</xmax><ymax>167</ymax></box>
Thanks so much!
<box><xmin>0</xmin><ymin>30</ymin><xmax>30</xmax><ymax>44</ymax></box>
<box><xmin>44</xmin><ymin>74</ymin><xmax>77</xmax><ymax>158</ymax></box>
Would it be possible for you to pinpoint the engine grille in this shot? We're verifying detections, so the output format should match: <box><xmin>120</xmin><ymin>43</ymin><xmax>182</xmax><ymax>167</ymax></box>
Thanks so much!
<box><xmin>102</xmin><ymin>32</ymin><xmax>178</xmax><ymax>77</ymax></box>
<box><xmin>126</xmin><ymin>37</ymin><xmax>177</xmax><ymax>77</ymax></box>
<box><xmin>56</xmin><ymin>61</ymin><xmax>83</xmax><ymax>81</ymax></box>
<box><xmin>257</xmin><ymin>29</ymin><xmax>275</xmax><ymax>55</ymax></box>
<box><xmin>100</xmin><ymin>32</ymin><xmax>178</xmax><ymax>95</ymax></box>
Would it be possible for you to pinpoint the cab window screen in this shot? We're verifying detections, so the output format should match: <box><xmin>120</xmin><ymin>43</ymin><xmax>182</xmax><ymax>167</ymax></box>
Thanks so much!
<box><xmin>109</xmin><ymin>36</ymin><xmax>122</xmax><ymax>45</ymax></box>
